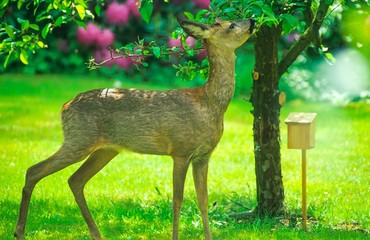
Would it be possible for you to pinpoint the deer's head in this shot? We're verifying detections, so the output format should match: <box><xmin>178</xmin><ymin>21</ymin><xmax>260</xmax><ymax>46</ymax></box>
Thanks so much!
<box><xmin>178</xmin><ymin>16</ymin><xmax>255</xmax><ymax>50</ymax></box>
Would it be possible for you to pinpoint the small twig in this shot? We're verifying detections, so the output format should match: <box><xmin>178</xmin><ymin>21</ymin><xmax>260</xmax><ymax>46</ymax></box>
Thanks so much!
<box><xmin>325</xmin><ymin>0</ymin><xmax>345</xmax><ymax>19</ymax></box>
<box><xmin>88</xmin><ymin>46</ymin><xmax>206</xmax><ymax>70</ymax></box>
<box><xmin>226</xmin><ymin>197</ymin><xmax>250</xmax><ymax>210</ymax></box>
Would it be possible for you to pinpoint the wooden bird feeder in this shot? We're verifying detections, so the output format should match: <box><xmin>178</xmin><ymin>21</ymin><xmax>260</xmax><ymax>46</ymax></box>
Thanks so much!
<box><xmin>285</xmin><ymin>112</ymin><xmax>317</xmax><ymax>229</ymax></box>
<box><xmin>285</xmin><ymin>112</ymin><xmax>317</xmax><ymax>150</ymax></box>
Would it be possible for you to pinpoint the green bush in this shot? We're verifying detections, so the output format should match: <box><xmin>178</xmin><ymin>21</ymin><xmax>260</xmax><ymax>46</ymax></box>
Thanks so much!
<box><xmin>1</xmin><ymin>1</ymin><xmax>211</xmax><ymax>86</ymax></box>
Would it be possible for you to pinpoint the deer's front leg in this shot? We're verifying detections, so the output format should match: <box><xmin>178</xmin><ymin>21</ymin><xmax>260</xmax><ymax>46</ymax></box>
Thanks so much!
<box><xmin>192</xmin><ymin>158</ymin><xmax>212</xmax><ymax>240</ymax></box>
<box><xmin>171</xmin><ymin>158</ymin><xmax>190</xmax><ymax>240</ymax></box>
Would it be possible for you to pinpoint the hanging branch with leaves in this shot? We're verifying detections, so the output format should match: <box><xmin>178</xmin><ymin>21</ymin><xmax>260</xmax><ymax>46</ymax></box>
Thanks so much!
<box><xmin>0</xmin><ymin>0</ymin><xmax>103</xmax><ymax>67</ymax></box>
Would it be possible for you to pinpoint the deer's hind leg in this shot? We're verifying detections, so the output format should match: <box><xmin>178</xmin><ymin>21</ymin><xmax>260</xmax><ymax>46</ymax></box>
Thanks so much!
<box><xmin>68</xmin><ymin>148</ymin><xmax>119</xmax><ymax>240</ymax></box>
<box><xmin>14</xmin><ymin>143</ymin><xmax>95</xmax><ymax>239</ymax></box>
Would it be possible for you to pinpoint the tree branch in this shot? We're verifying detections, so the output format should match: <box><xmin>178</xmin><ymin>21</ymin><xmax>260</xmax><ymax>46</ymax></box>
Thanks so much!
<box><xmin>87</xmin><ymin>47</ymin><xmax>205</xmax><ymax>70</ymax></box>
<box><xmin>277</xmin><ymin>0</ymin><xmax>331</xmax><ymax>78</ymax></box>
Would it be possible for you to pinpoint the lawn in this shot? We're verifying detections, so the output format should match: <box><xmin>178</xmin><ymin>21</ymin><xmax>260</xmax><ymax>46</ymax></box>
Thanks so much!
<box><xmin>0</xmin><ymin>74</ymin><xmax>369</xmax><ymax>239</ymax></box>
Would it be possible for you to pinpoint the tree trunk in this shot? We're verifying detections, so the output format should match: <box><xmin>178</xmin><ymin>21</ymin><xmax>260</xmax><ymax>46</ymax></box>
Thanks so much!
<box><xmin>250</xmin><ymin>24</ymin><xmax>285</xmax><ymax>216</ymax></box>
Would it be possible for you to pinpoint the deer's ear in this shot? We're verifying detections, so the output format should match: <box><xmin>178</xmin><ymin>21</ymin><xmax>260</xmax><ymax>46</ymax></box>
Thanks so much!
<box><xmin>177</xmin><ymin>16</ymin><xmax>210</xmax><ymax>39</ymax></box>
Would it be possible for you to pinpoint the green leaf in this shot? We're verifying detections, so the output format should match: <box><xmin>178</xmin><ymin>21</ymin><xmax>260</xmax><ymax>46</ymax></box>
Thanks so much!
<box><xmin>29</xmin><ymin>24</ymin><xmax>40</xmax><ymax>31</ymax></box>
<box><xmin>324</xmin><ymin>52</ymin><xmax>336</xmax><ymax>65</ymax></box>
<box><xmin>282</xmin><ymin>13</ymin><xmax>299</xmax><ymax>33</ymax></box>
<box><xmin>36</xmin><ymin>11</ymin><xmax>52</xmax><ymax>22</ymax></box>
<box><xmin>196</xmin><ymin>10</ymin><xmax>208</xmax><ymax>21</ymax></box>
<box><xmin>171</xmin><ymin>30</ymin><xmax>179</xmax><ymax>40</ymax></box>
<box><xmin>223</xmin><ymin>7</ymin><xmax>237</xmax><ymax>14</ymax></box>
<box><xmin>94</xmin><ymin>5</ymin><xmax>101</xmax><ymax>16</ymax></box>
<box><xmin>139</xmin><ymin>0</ymin><xmax>153</xmax><ymax>24</ymax></box>
<box><xmin>187</xmin><ymin>49</ymin><xmax>195</xmax><ymax>57</ymax></box>
<box><xmin>135</xmin><ymin>48</ymin><xmax>142</xmax><ymax>55</ymax></box>
<box><xmin>75</xmin><ymin>20</ymin><xmax>86</xmax><ymax>27</ymax></box>
<box><xmin>3</xmin><ymin>50</ymin><xmax>13</xmax><ymax>68</ymax></box>
<box><xmin>201</xmin><ymin>59</ymin><xmax>209</xmax><ymax>68</ymax></box>
<box><xmin>74</xmin><ymin>0</ymin><xmax>87</xmax><ymax>8</ymax></box>
<box><xmin>75</xmin><ymin>4</ymin><xmax>86</xmax><ymax>20</ymax></box>
<box><xmin>184</xmin><ymin>12</ymin><xmax>195</xmax><ymax>21</ymax></box>
<box><xmin>17</xmin><ymin>17</ymin><xmax>27</xmax><ymax>24</ymax></box>
<box><xmin>1</xmin><ymin>0</ymin><xmax>9</xmax><ymax>9</ymax></box>
<box><xmin>152</xmin><ymin>46</ymin><xmax>161</xmax><ymax>59</ymax></box>
<box><xmin>20</xmin><ymin>49</ymin><xmax>29</xmax><ymax>65</ymax></box>
<box><xmin>5</xmin><ymin>24</ymin><xmax>15</xmax><ymax>39</ymax></box>
<box><xmin>318</xmin><ymin>47</ymin><xmax>335</xmax><ymax>65</ymax></box>
<box><xmin>261</xmin><ymin>4</ymin><xmax>273</xmax><ymax>14</ymax></box>
<box><xmin>17</xmin><ymin>18</ymin><xmax>30</xmax><ymax>31</ymax></box>
<box><xmin>17</xmin><ymin>0</ymin><xmax>24</xmax><ymax>9</ymax></box>
<box><xmin>55</xmin><ymin>16</ymin><xmax>64</xmax><ymax>27</ymax></box>
<box><xmin>41</xmin><ymin>23</ymin><xmax>52</xmax><ymax>39</ymax></box>
<box><xmin>37</xmin><ymin>41</ymin><xmax>45</xmax><ymax>48</ymax></box>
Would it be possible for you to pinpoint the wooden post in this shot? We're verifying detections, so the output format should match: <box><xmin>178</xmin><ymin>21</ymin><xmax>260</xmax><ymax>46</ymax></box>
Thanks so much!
<box><xmin>285</xmin><ymin>113</ymin><xmax>316</xmax><ymax>230</ymax></box>
<box><xmin>302</xmin><ymin>149</ymin><xmax>307</xmax><ymax>229</ymax></box>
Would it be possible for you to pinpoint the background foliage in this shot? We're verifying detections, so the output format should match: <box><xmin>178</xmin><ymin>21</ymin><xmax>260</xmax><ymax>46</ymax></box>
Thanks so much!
<box><xmin>1</xmin><ymin>0</ymin><xmax>369</xmax><ymax>101</ymax></box>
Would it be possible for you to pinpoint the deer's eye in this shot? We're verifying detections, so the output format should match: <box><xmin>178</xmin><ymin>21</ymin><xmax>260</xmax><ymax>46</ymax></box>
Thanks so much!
<box><xmin>229</xmin><ymin>23</ymin><xmax>236</xmax><ymax>29</ymax></box>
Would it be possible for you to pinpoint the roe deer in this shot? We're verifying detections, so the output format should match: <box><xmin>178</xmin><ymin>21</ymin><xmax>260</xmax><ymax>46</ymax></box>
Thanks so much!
<box><xmin>14</xmin><ymin>16</ymin><xmax>255</xmax><ymax>240</ymax></box>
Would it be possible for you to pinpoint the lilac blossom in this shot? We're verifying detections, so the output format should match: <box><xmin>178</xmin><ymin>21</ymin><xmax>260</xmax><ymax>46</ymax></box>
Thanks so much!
<box><xmin>126</xmin><ymin>0</ymin><xmax>141</xmax><ymax>18</ymax></box>
<box><xmin>76</xmin><ymin>22</ymin><xmax>115</xmax><ymax>49</ymax></box>
<box><xmin>285</xmin><ymin>33</ymin><xmax>300</xmax><ymax>43</ymax></box>
<box><xmin>76</xmin><ymin>23</ymin><xmax>101</xmax><ymax>47</ymax></box>
<box><xmin>96</xmin><ymin>28</ymin><xmax>115</xmax><ymax>49</ymax></box>
<box><xmin>168</xmin><ymin>36</ymin><xmax>196</xmax><ymax>48</ymax></box>
<box><xmin>106</xmin><ymin>2</ymin><xmax>130</xmax><ymax>26</ymax></box>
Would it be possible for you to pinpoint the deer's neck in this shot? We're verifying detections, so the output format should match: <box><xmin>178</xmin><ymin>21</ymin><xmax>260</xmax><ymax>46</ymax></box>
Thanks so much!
<box><xmin>203</xmin><ymin>43</ymin><xmax>236</xmax><ymax>113</ymax></box>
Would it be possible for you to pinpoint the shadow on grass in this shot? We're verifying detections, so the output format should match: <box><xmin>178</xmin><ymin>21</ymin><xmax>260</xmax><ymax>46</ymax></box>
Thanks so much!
<box><xmin>1</xmin><ymin>196</ymin><xmax>369</xmax><ymax>240</ymax></box>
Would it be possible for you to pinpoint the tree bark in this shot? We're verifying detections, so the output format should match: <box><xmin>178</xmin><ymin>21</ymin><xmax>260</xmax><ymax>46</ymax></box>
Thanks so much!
<box><xmin>250</xmin><ymin>24</ymin><xmax>286</xmax><ymax>216</ymax></box>
<box><xmin>248</xmin><ymin>0</ymin><xmax>331</xmax><ymax>217</ymax></box>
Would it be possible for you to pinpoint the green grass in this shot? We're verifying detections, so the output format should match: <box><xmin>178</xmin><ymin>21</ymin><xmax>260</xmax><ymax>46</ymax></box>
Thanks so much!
<box><xmin>1</xmin><ymin>74</ymin><xmax>369</xmax><ymax>239</ymax></box>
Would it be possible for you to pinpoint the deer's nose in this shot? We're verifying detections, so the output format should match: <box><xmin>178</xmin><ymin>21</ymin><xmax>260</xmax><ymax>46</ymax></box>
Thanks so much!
<box><xmin>249</xmin><ymin>19</ymin><xmax>255</xmax><ymax>33</ymax></box>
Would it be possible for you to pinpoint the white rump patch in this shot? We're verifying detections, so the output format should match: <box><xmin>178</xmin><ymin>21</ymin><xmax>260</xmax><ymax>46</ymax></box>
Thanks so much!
<box><xmin>99</xmin><ymin>88</ymin><xmax>124</xmax><ymax>100</ymax></box>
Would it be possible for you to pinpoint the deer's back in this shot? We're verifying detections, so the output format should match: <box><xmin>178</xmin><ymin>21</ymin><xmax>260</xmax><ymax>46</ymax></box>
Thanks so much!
<box><xmin>61</xmin><ymin>88</ymin><xmax>224</xmax><ymax>157</ymax></box>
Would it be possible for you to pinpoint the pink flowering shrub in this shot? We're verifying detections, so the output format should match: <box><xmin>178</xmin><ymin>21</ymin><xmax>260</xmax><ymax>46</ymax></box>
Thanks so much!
<box><xmin>196</xmin><ymin>49</ymin><xmax>207</xmax><ymax>60</ymax></box>
<box><xmin>106</xmin><ymin>2</ymin><xmax>130</xmax><ymax>26</ymax></box>
<box><xmin>168</xmin><ymin>36</ymin><xmax>207</xmax><ymax>60</ymax></box>
<box><xmin>96</xmin><ymin>28</ymin><xmax>115</xmax><ymax>49</ymax></box>
<box><xmin>125</xmin><ymin>0</ymin><xmax>141</xmax><ymax>18</ymax></box>
<box><xmin>285</xmin><ymin>33</ymin><xmax>300</xmax><ymax>43</ymax></box>
<box><xmin>105</xmin><ymin>0</ymin><xmax>141</xmax><ymax>26</ymax></box>
<box><xmin>76</xmin><ymin>23</ymin><xmax>101</xmax><ymax>47</ymax></box>
<box><xmin>76</xmin><ymin>23</ymin><xmax>115</xmax><ymax>49</ymax></box>
<box><xmin>168</xmin><ymin>36</ymin><xmax>196</xmax><ymax>48</ymax></box>
<box><xmin>76</xmin><ymin>1</ymin><xmax>209</xmax><ymax>71</ymax></box>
